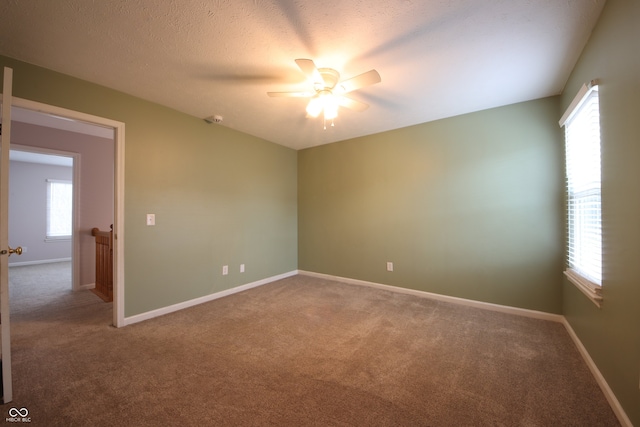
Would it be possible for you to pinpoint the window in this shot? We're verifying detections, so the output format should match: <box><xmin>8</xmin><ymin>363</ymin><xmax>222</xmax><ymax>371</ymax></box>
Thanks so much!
<box><xmin>46</xmin><ymin>179</ymin><xmax>73</xmax><ymax>240</ymax></box>
<box><xmin>559</xmin><ymin>81</ymin><xmax>602</xmax><ymax>306</ymax></box>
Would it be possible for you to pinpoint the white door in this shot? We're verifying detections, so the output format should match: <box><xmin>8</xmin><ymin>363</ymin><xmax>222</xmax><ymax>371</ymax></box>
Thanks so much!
<box><xmin>1</xmin><ymin>66</ymin><xmax>20</xmax><ymax>403</ymax></box>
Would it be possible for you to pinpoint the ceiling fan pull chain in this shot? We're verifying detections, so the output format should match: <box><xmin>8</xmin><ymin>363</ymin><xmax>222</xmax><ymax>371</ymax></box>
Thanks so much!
<box><xmin>322</xmin><ymin>117</ymin><xmax>335</xmax><ymax>130</ymax></box>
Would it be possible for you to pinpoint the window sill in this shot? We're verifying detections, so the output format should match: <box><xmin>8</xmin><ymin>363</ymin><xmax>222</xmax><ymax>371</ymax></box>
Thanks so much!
<box><xmin>564</xmin><ymin>269</ymin><xmax>602</xmax><ymax>308</ymax></box>
<box><xmin>45</xmin><ymin>236</ymin><xmax>71</xmax><ymax>243</ymax></box>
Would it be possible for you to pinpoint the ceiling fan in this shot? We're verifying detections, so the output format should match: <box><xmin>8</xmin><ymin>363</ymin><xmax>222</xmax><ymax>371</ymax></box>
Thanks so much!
<box><xmin>267</xmin><ymin>59</ymin><xmax>381</xmax><ymax>126</ymax></box>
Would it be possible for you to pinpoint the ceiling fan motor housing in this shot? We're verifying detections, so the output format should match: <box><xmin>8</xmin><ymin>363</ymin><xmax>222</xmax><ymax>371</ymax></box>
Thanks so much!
<box><xmin>317</xmin><ymin>68</ymin><xmax>340</xmax><ymax>90</ymax></box>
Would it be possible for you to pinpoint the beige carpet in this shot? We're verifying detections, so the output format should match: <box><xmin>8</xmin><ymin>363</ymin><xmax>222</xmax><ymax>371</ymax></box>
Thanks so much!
<box><xmin>7</xmin><ymin>262</ymin><xmax>100</xmax><ymax>316</ymax></box>
<box><xmin>3</xmin><ymin>263</ymin><xmax>619</xmax><ymax>426</ymax></box>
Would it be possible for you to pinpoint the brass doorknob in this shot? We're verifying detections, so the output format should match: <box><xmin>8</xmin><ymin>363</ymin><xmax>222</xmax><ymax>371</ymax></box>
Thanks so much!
<box><xmin>8</xmin><ymin>246</ymin><xmax>22</xmax><ymax>256</ymax></box>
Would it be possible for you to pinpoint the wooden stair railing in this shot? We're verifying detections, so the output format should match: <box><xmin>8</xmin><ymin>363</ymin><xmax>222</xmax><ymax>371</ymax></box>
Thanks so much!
<box><xmin>91</xmin><ymin>225</ymin><xmax>113</xmax><ymax>302</ymax></box>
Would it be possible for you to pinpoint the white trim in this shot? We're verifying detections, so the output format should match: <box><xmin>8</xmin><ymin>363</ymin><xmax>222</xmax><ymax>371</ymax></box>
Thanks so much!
<box><xmin>44</xmin><ymin>237</ymin><xmax>72</xmax><ymax>242</ymax></box>
<box><xmin>113</xmin><ymin>121</ymin><xmax>125</xmax><ymax>327</ymax></box>
<box><xmin>122</xmin><ymin>270</ymin><xmax>298</xmax><ymax>326</ymax></box>
<box><xmin>8</xmin><ymin>96</ymin><xmax>125</xmax><ymax>328</ymax></box>
<box><xmin>78</xmin><ymin>282</ymin><xmax>95</xmax><ymax>291</ymax></box>
<box><xmin>562</xmin><ymin>318</ymin><xmax>633</xmax><ymax>427</ymax></box>
<box><xmin>298</xmin><ymin>270</ymin><xmax>631</xmax><ymax>427</ymax></box>
<box><xmin>564</xmin><ymin>269</ymin><xmax>602</xmax><ymax>308</ymax></box>
<box><xmin>559</xmin><ymin>79</ymin><xmax>599</xmax><ymax>126</ymax></box>
<box><xmin>72</xmin><ymin>149</ymin><xmax>82</xmax><ymax>293</ymax></box>
<box><xmin>299</xmin><ymin>270</ymin><xmax>563</xmax><ymax>322</ymax></box>
<box><xmin>8</xmin><ymin>257</ymin><xmax>71</xmax><ymax>267</ymax></box>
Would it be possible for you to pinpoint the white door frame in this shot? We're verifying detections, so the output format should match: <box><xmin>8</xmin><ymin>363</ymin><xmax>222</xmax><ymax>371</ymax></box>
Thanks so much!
<box><xmin>8</xmin><ymin>96</ymin><xmax>125</xmax><ymax>327</ymax></box>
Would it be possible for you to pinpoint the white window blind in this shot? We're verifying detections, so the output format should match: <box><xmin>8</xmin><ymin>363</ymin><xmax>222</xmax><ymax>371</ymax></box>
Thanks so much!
<box><xmin>46</xmin><ymin>179</ymin><xmax>73</xmax><ymax>239</ymax></box>
<box><xmin>560</xmin><ymin>82</ymin><xmax>602</xmax><ymax>305</ymax></box>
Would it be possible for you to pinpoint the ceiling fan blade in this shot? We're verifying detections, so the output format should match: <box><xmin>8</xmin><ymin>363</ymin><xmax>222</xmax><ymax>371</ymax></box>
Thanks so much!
<box><xmin>267</xmin><ymin>91</ymin><xmax>314</xmax><ymax>98</ymax></box>
<box><xmin>295</xmin><ymin>59</ymin><xmax>323</xmax><ymax>86</ymax></box>
<box><xmin>335</xmin><ymin>69</ymin><xmax>381</xmax><ymax>94</ymax></box>
<box><xmin>337</xmin><ymin>96</ymin><xmax>370</xmax><ymax>112</ymax></box>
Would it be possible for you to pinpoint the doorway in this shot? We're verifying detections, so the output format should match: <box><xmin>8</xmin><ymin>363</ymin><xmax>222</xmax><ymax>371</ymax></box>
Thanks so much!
<box><xmin>8</xmin><ymin>148</ymin><xmax>77</xmax><ymax>315</ymax></box>
<box><xmin>8</xmin><ymin>97</ymin><xmax>125</xmax><ymax>327</ymax></box>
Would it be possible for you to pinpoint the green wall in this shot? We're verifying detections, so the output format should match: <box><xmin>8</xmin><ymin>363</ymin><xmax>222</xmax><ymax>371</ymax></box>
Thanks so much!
<box><xmin>0</xmin><ymin>56</ymin><xmax>298</xmax><ymax>317</ymax></box>
<box><xmin>560</xmin><ymin>1</ymin><xmax>640</xmax><ymax>424</ymax></box>
<box><xmin>298</xmin><ymin>97</ymin><xmax>564</xmax><ymax>313</ymax></box>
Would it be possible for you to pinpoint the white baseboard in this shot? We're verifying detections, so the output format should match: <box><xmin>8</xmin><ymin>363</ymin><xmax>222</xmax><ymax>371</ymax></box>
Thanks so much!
<box><xmin>123</xmin><ymin>270</ymin><xmax>298</xmax><ymax>326</ymax></box>
<box><xmin>298</xmin><ymin>270</ymin><xmax>631</xmax><ymax>427</ymax></box>
<box><xmin>79</xmin><ymin>283</ymin><xmax>95</xmax><ymax>291</ymax></box>
<box><xmin>8</xmin><ymin>257</ymin><xmax>71</xmax><ymax>267</ymax></box>
<box><xmin>298</xmin><ymin>270</ymin><xmax>563</xmax><ymax>322</ymax></box>
<box><xmin>561</xmin><ymin>318</ymin><xmax>633</xmax><ymax>427</ymax></box>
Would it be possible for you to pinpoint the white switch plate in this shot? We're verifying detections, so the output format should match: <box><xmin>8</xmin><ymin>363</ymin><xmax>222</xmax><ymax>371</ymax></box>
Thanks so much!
<box><xmin>146</xmin><ymin>214</ymin><xmax>155</xmax><ymax>226</ymax></box>
<box><xmin>222</xmin><ymin>265</ymin><xmax>228</xmax><ymax>275</ymax></box>
<box><xmin>240</xmin><ymin>264</ymin><xmax>245</xmax><ymax>273</ymax></box>
<box><xmin>386</xmin><ymin>262</ymin><xmax>394</xmax><ymax>272</ymax></box>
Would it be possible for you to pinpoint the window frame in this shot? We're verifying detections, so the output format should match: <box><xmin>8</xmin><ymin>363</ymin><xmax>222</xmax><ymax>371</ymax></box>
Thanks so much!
<box><xmin>559</xmin><ymin>80</ymin><xmax>603</xmax><ymax>307</ymax></box>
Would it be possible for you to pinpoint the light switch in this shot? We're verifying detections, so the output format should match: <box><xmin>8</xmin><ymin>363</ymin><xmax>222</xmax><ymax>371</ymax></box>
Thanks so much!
<box><xmin>146</xmin><ymin>214</ymin><xmax>155</xmax><ymax>226</ymax></box>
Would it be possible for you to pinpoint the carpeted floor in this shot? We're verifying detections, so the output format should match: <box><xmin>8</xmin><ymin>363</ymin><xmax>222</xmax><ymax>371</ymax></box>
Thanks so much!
<box><xmin>8</xmin><ymin>261</ymin><xmax>105</xmax><ymax>317</ymax></box>
<box><xmin>3</xmin><ymin>264</ymin><xmax>620</xmax><ymax>426</ymax></box>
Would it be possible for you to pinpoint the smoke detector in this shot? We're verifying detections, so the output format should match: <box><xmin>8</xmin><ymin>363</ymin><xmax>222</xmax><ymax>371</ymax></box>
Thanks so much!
<box><xmin>204</xmin><ymin>115</ymin><xmax>223</xmax><ymax>124</ymax></box>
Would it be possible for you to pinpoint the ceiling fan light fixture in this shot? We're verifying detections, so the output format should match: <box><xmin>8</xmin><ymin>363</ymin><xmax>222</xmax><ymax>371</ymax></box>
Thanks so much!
<box><xmin>323</xmin><ymin>97</ymin><xmax>339</xmax><ymax>120</ymax></box>
<box><xmin>306</xmin><ymin>90</ymin><xmax>339</xmax><ymax>119</ymax></box>
<box><xmin>307</xmin><ymin>90</ymin><xmax>339</xmax><ymax>120</ymax></box>
<box><xmin>306</xmin><ymin>96</ymin><xmax>323</xmax><ymax>117</ymax></box>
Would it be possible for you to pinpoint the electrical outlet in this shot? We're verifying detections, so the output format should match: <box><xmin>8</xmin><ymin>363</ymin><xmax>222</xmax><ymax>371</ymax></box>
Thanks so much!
<box><xmin>222</xmin><ymin>265</ymin><xmax>228</xmax><ymax>276</ymax></box>
<box><xmin>386</xmin><ymin>262</ymin><xmax>394</xmax><ymax>272</ymax></box>
<box><xmin>240</xmin><ymin>264</ymin><xmax>245</xmax><ymax>273</ymax></box>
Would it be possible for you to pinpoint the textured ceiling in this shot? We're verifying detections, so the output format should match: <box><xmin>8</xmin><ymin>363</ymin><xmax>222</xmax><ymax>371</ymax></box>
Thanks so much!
<box><xmin>0</xmin><ymin>0</ymin><xmax>606</xmax><ymax>150</ymax></box>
